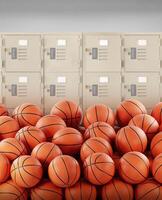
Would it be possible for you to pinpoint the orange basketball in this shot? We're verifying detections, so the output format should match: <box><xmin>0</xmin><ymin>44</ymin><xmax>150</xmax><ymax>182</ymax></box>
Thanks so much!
<box><xmin>0</xmin><ymin>179</ymin><xmax>27</xmax><ymax>200</ymax></box>
<box><xmin>0</xmin><ymin>116</ymin><xmax>20</xmax><ymax>139</ymax></box>
<box><xmin>151</xmin><ymin>132</ymin><xmax>162</xmax><ymax>157</ymax></box>
<box><xmin>31</xmin><ymin>142</ymin><xmax>62</xmax><ymax>169</ymax></box>
<box><xmin>116</xmin><ymin>99</ymin><xmax>147</xmax><ymax>127</ymax></box>
<box><xmin>80</xmin><ymin>137</ymin><xmax>113</xmax><ymax>161</ymax></box>
<box><xmin>135</xmin><ymin>178</ymin><xmax>162</xmax><ymax>200</ymax></box>
<box><xmin>48</xmin><ymin>155</ymin><xmax>80</xmax><ymax>187</ymax></box>
<box><xmin>0</xmin><ymin>138</ymin><xmax>27</xmax><ymax>161</ymax></box>
<box><xmin>0</xmin><ymin>154</ymin><xmax>10</xmax><ymax>183</ymax></box>
<box><xmin>152</xmin><ymin>153</ymin><xmax>162</xmax><ymax>183</ymax></box>
<box><xmin>0</xmin><ymin>104</ymin><xmax>8</xmax><ymax>116</ymax></box>
<box><xmin>11</xmin><ymin>155</ymin><xmax>43</xmax><ymax>188</ymax></box>
<box><xmin>52</xmin><ymin>127</ymin><xmax>83</xmax><ymax>155</ymax></box>
<box><xmin>12</xmin><ymin>103</ymin><xmax>43</xmax><ymax>127</ymax></box>
<box><xmin>159</xmin><ymin>123</ymin><xmax>162</xmax><ymax>131</ymax></box>
<box><xmin>129</xmin><ymin>114</ymin><xmax>159</xmax><ymax>142</ymax></box>
<box><xmin>30</xmin><ymin>179</ymin><xmax>63</xmax><ymax>200</ymax></box>
<box><xmin>65</xmin><ymin>180</ymin><xmax>97</xmax><ymax>200</ymax></box>
<box><xmin>84</xmin><ymin>121</ymin><xmax>116</xmax><ymax>143</ymax></box>
<box><xmin>50</xmin><ymin>100</ymin><xmax>82</xmax><ymax>128</ymax></box>
<box><xmin>116</xmin><ymin>125</ymin><xmax>147</xmax><ymax>154</ymax></box>
<box><xmin>36</xmin><ymin>115</ymin><xmax>66</xmax><ymax>141</ymax></box>
<box><xmin>119</xmin><ymin>151</ymin><xmax>149</xmax><ymax>184</ymax></box>
<box><xmin>101</xmin><ymin>178</ymin><xmax>134</xmax><ymax>200</ymax></box>
<box><xmin>15</xmin><ymin>126</ymin><xmax>46</xmax><ymax>153</ymax></box>
<box><xmin>151</xmin><ymin>102</ymin><xmax>162</xmax><ymax>124</ymax></box>
<box><xmin>83</xmin><ymin>104</ymin><xmax>115</xmax><ymax>129</ymax></box>
<box><xmin>83</xmin><ymin>152</ymin><xmax>115</xmax><ymax>185</ymax></box>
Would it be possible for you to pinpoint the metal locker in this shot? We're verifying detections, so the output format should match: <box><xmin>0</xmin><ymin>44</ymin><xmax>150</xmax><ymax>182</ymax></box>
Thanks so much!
<box><xmin>83</xmin><ymin>33</ymin><xmax>121</xmax><ymax>72</ymax></box>
<box><xmin>44</xmin><ymin>72</ymin><xmax>81</xmax><ymax>114</ymax></box>
<box><xmin>3</xmin><ymin>35</ymin><xmax>42</xmax><ymax>72</ymax></box>
<box><xmin>44</xmin><ymin>33</ymin><xmax>82</xmax><ymax>72</ymax></box>
<box><xmin>122</xmin><ymin>72</ymin><xmax>160</xmax><ymax>112</ymax></box>
<box><xmin>3</xmin><ymin>73</ymin><xmax>42</xmax><ymax>111</ymax></box>
<box><xmin>123</xmin><ymin>34</ymin><xmax>160</xmax><ymax>72</ymax></box>
<box><xmin>83</xmin><ymin>72</ymin><xmax>121</xmax><ymax>110</ymax></box>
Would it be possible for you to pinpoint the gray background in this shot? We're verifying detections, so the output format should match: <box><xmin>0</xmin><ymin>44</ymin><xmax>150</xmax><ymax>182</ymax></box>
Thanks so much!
<box><xmin>0</xmin><ymin>0</ymin><xmax>162</xmax><ymax>32</ymax></box>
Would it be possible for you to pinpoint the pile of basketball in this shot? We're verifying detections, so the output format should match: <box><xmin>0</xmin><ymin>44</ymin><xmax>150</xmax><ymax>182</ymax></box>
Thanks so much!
<box><xmin>0</xmin><ymin>99</ymin><xmax>161</xmax><ymax>200</ymax></box>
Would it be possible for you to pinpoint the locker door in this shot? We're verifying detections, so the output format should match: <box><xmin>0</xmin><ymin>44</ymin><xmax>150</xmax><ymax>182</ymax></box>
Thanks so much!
<box><xmin>83</xmin><ymin>34</ymin><xmax>121</xmax><ymax>72</ymax></box>
<box><xmin>44</xmin><ymin>72</ymin><xmax>81</xmax><ymax>114</ymax></box>
<box><xmin>123</xmin><ymin>35</ymin><xmax>160</xmax><ymax>71</ymax></box>
<box><xmin>83</xmin><ymin>72</ymin><xmax>121</xmax><ymax>110</ymax></box>
<box><xmin>44</xmin><ymin>34</ymin><xmax>81</xmax><ymax>72</ymax></box>
<box><xmin>122</xmin><ymin>72</ymin><xmax>160</xmax><ymax>112</ymax></box>
<box><xmin>4</xmin><ymin>35</ymin><xmax>41</xmax><ymax>71</ymax></box>
<box><xmin>3</xmin><ymin>73</ymin><xmax>42</xmax><ymax>110</ymax></box>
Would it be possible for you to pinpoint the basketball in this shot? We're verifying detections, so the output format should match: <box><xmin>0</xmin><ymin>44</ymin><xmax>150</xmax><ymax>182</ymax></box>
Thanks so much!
<box><xmin>52</xmin><ymin>127</ymin><xmax>83</xmax><ymax>155</ymax></box>
<box><xmin>83</xmin><ymin>104</ymin><xmax>115</xmax><ymax>129</ymax></box>
<box><xmin>0</xmin><ymin>116</ymin><xmax>20</xmax><ymax>139</ymax></box>
<box><xmin>119</xmin><ymin>151</ymin><xmax>150</xmax><ymax>184</ymax></box>
<box><xmin>135</xmin><ymin>178</ymin><xmax>161</xmax><ymax>200</ymax></box>
<box><xmin>0</xmin><ymin>179</ymin><xmax>27</xmax><ymax>200</ymax></box>
<box><xmin>65</xmin><ymin>180</ymin><xmax>97</xmax><ymax>200</ymax></box>
<box><xmin>116</xmin><ymin>99</ymin><xmax>147</xmax><ymax>127</ymax></box>
<box><xmin>48</xmin><ymin>155</ymin><xmax>80</xmax><ymax>187</ymax></box>
<box><xmin>0</xmin><ymin>138</ymin><xmax>27</xmax><ymax>161</ymax></box>
<box><xmin>116</xmin><ymin>125</ymin><xmax>147</xmax><ymax>154</ymax></box>
<box><xmin>0</xmin><ymin>104</ymin><xmax>8</xmax><ymax>116</ymax></box>
<box><xmin>31</xmin><ymin>142</ymin><xmax>62</xmax><ymax>169</ymax></box>
<box><xmin>151</xmin><ymin>132</ymin><xmax>162</xmax><ymax>157</ymax></box>
<box><xmin>83</xmin><ymin>152</ymin><xmax>115</xmax><ymax>185</ymax></box>
<box><xmin>101</xmin><ymin>178</ymin><xmax>134</xmax><ymax>200</ymax></box>
<box><xmin>15</xmin><ymin>126</ymin><xmax>46</xmax><ymax>153</ymax></box>
<box><xmin>36</xmin><ymin>115</ymin><xmax>66</xmax><ymax>141</ymax></box>
<box><xmin>80</xmin><ymin>137</ymin><xmax>113</xmax><ymax>161</ymax></box>
<box><xmin>159</xmin><ymin>123</ymin><xmax>162</xmax><ymax>131</ymax></box>
<box><xmin>12</xmin><ymin>103</ymin><xmax>43</xmax><ymax>127</ymax></box>
<box><xmin>50</xmin><ymin>100</ymin><xmax>82</xmax><ymax>128</ymax></box>
<box><xmin>84</xmin><ymin>121</ymin><xmax>116</xmax><ymax>143</ymax></box>
<box><xmin>152</xmin><ymin>153</ymin><xmax>162</xmax><ymax>183</ymax></box>
<box><xmin>0</xmin><ymin>154</ymin><xmax>10</xmax><ymax>183</ymax></box>
<box><xmin>151</xmin><ymin>102</ymin><xmax>162</xmax><ymax>124</ymax></box>
<box><xmin>30</xmin><ymin>179</ymin><xmax>63</xmax><ymax>200</ymax></box>
<box><xmin>10</xmin><ymin>155</ymin><xmax>43</xmax><ymax>188</ymax></box>
<box><xmin>129</xmin><ymin>114</ymin><xmax>159</xmax><ymax>142</ymax></box>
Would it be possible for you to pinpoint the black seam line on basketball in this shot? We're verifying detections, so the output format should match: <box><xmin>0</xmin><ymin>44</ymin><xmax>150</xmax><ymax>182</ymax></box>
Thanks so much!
<box><xmin>89</xmin><ymin>154</ymin><xmax>103</xmax><ymax>184</ymax></box>
<box><xmin>17</xmin><ymin>128</ymin><xmax>43</xmax><ymax>137</ymax></box>
<box><xmin>71</xmin><ymin>159</ymin><xmax>79</xmax><ymax>186</ymax></box>
<box><xmin>123</xmin><ymin>127</ymin><xmax>133</xmax><ymax>151</ymax></box>
<box><xmin>88</xmin><ymin>124</ymin><xmax>112</xmax><ymax>131</ymax></box>
<box><xmin>6</xmin><ymin>182</ymin><xmax>24</xmax><ymax>197</ymax></box>
<box><xmin>141</xmin><ymin>114</ymin><xmax>145</xmax><ymax>130</ymax></box>
<box><xmin>95</xmin><ymin>105</ymin><xmax>99</xmax><ymax>121</ymax></box>
<box><xmin>97</xmin><ymin>125</ymin><xmax>111</xmax><ymax>138</ymax></box>
<box><xmin>68</xmin><ymin>187</ymin><xmax>75</xmax><ymax>200</ymax></box>
<box><xmin>13</xmin><ymin>113</ymin><xmax>42</xmax><ymax>117</ymax></box>
<box><xmin>123</xmin><ymin>158</ymin><xmax>147</xmax><ymax>179</ymax></box>
<box><xmin>0</xmin><ymin>151</ymin><xmax>20</xmax><ymax>156</ymax></box>
<box><xmin>106</xmin><ymin>107</ymin><xmax>110</xmax><ymax>123</ymax></box>
<box><xmin>137</xmin><ymin>186</ymin><xmax>161</xmax><ymax>200</ymax></box>
<box><xmin>155</xmin><ymin>186</ymin><xmax>161</xmax><ymax>200</ymax></box>
<box><xmin>112</xmin><ymin>180</ymin><xmax>122</xmax><ymax>200</ymax></box>
<box><xmin>52</xmin><ymin>161</ymin><xmax>66</xmax><ymax>184</ymax></box>
<box><xmin>145</xmin><ymin>119</ymin><xmax>156</xmax><ymax>133</ymax></box>
<box><xmin>127</xmin><ymin>152</ymin><xmax>149</xmax><ymax>171</ymax></box>
<box><xmin>92</xmin><ymin>138</ymin><xmax>111</xmax><ymax>155</ymax></box>
<box><xmin>129</xmin><ymin>126</ymin><xmax>144</xmax><ymax>152</ymax></box>
<box><xmin>42</xmin><ymin>145</ymin><xmax>55</xmax><ymax>166</ymax></box>
<box><xmin>85</xmin><ymin>162</ymin><xmax>114</xmax><ymax>168</ymax></box>
<box><xmin>124</xmin><ymin>182</ymin><xmax>131</xmax><ymax>200</ymax></box>
<box><xmin>32</xmin><ymin>189</ymin><xmax>45</xmax><ymax>200</ymax></box>
<box><xmin>88</xmin><ymin>184</ymin><xmax>93</xmax><ymax>200</ymax></box>
<box><xmin>20</xmin><ymin>129</ymin><xmax>31</xmax><ymax>152</ymax></box>
<box><xmin>0</xmin><ymin>119</ymin><xmax>14</xmax><ymax>127</ymax></box>
<box><xmin>54</xmin><ymin>143</ymin><xmax>82</xmax><ymax>147</ymax></box>
<box><xmin>105</xmin><ymin>184</ymin><xmax>110</xmax><ymax>200</ymax></box>
<box><xmin>15</xmin><ymin>105</ymin><xmax>21</xmax><ymax>127</ymax></box>
<box><xmin>85</xmin><ymin>112</ymin><xmax>91</xmax><ymax>126</ymax></box>
<box><xmin>38</xmin><ymin>123</ymin><xmax>66</xmax><ymax>129</ymax></box>
<box><xmin>54</xmin><ymin>105</ymin><xmax>68</xmax><ymax>119</ymax></box>
<box><xmin>131</xmin><ymin>117</ymin><xmax>137</xmax><ymax>126</ymax></box>
<box><xmin>151</xmin><ymin>139</ymin><xmax>162</xmax><ymax>151</ymax></box>
<box><xmin>22</xmin><ymin>166</ymin><xmax>41</xmax><ymax>180</ymax></box>
<box><xmin>15</xmin><ymin>188</ymin><xmax>27</xmax><ymax>200</ymax></box>
<box><xmin>35</xmin><ymin>142</ymin><xmax>47</xmax><ymax>158</ymax></box>
<box><xmin>0</xmin><ymin>111</ymin><xmax>8</xmax><ymax>116</ymax></box>
<box><xmin>84</xmin><ymin>142</ymin><xmax>95</xmax><ymax>153</ymax></box>
<box><xmin>126</xmin><ymin>100</ymin><xmax>145</xmax><ymax>113</ymax></box>
<box><xmin>26</xmin><ymin>126</ymin><xmax>41</xmax><ymax>143</ymax></box>
<box><xmin>80</xmin><ymin>181</ymin><xmax>82</xmax><ymax>200</ymax></box>
<box><xmin>61</xmin><ymin>157</ymin><xmax>70</xmax><ymax>185</ymax></box>
<box><xmin>121</xmin><ymin>104</ymin><xmax>133</xmax><ymax>118</ymax></box>
<box><xmin>66</xmin><ymin>101</ymin><xmax>73</xmax><ymax>126</ymax></box>
<box><xmin>10</xmin><ymin>164</ymin><xmax>42</xmax><ymax>173</ymax></box>
<box><xmin>91</xmin><ymin>122</ymin><xmax>97</xmax><ymax>137</ymax></box>
<box><xmin>152</xmin><ymin>155</ymin><xmax>162</xmax><ymax>161</ymax></box>
<box><xmin>0</xmin><ymin>129</ymin><xmax>19</xmax><ymax>135</ymax></box>
<box><xmin>153</xmin><ymin>164</ymin><xmax>162</xmax><ymax>177</ymax></box>
<box><xmin>35</xmin><ymin>188</ymin><xmax>63</xmax><ymax>196</ymax></box>
<box><xmin>20</xmin><ymin>111</ymin><xmax>35</xmax><ymax>126</ymax></box>
<box><xmin>53</xmin><ymin>132</ymin><xmax>82</xmax><ymax>140</ymax></box>
<box><xmin>94</xmin><ymin>163</ymin><xmax>114</xmax><ymax>177</ymax></box>
<box><xmin>2</xmin><ymin>141</ymin><xmax>22</xmax><ymax>154</ymax></box>
<box><xmin>0</xmin><ymin>192</ymin><xmax>18</xmax><ymax>197</ymax></box>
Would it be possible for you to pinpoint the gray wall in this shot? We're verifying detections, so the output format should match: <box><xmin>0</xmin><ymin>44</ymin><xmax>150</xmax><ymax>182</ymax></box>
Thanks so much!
<box><xmin>0</xmin><ymin>0</ymin><xmax>162</xmax><ymax>32</ymax></box>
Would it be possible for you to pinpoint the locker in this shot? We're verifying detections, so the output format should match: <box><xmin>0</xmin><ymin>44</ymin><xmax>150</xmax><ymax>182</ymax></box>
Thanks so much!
<box><xmin>44</xmin><ymin>33</ymin><xmax>81</xmax><ymax>72</ymax></box>
<box><xmin>3</xmin><ymin>72</ymin><xmax>42</xmax><ymax>111</ymax></box>
<box><xmin>122</xmin><ymin>72</ymin><xmax>160</xmax><ymax>112</ymax></box>
<box><xmin>3</xmin><ymin>35</ymin><xmax>42</xmax><ymax>72</ymax></box>
<box><xmin>83</xmin><ymin>72</ymin><xmax>121</xmax><ymax>110</ymax></box>
<box><xmin>123</xmin><ymin>34</ymin><xmax>160</xmax><ymax>72</ymax></box>
<box><xmin>44</xmin><ymin>72</ymin><xmax>81</xmax><ymax>114</ymax></box>
<box><xmin>83</xmin><ymin>33</ymin><xmax>121</xmax><ymax>72</ymax></box>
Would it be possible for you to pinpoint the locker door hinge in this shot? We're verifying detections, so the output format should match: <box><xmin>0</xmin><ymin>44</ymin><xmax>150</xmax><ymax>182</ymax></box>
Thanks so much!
<box><xmin>121</xmin><ymin>76</ymin><xmax>125</xmax><ymax>83</ymax></box>
<box><xmin>2</xmin><ymin>60</ymin><xmax>5</xmax><ymax>68</ymax></box>
<box><xmin>121</xmin><ymin>60</ymin><xmax>125</xmax><ymax>68</ymax></box>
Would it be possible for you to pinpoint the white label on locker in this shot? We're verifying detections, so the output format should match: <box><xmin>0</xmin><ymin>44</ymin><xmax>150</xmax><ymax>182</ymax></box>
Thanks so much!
<box><xmin>138</xmin><ymin>76</ymin><xmax>147</xmax><ymax>83</ymax></box>
<box><xmin>138</xmin><ymin>40</ymin><xmax>147</xmax><ymax>46</ymax></box>
<box><xmin>57</xmin><ymin>40</ymin><xmax>66</xmax><ymax>46</ymax></box>
<box><xmin>19</xmin><ymin>76</ymin><xmax>28</xmax><ymax>83</ymax></box>
<box><xmin>99</xmin><ymin>40</ymin><xmax>108</xmax><ymax>46</ymax></box>
<box><xmin>57</xmin><ymin>76</ymin><xmax>66</xmax><ymax>83</ymax></box>
<box><xmin>18</xmin><ymin>40</ymin><xmax>28</xmax><ymax>46</ymax></box>
<box><xmin>99</xmin><ymin>76</ymin><xmax>108</xmax><ymax>83</ymax></box>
